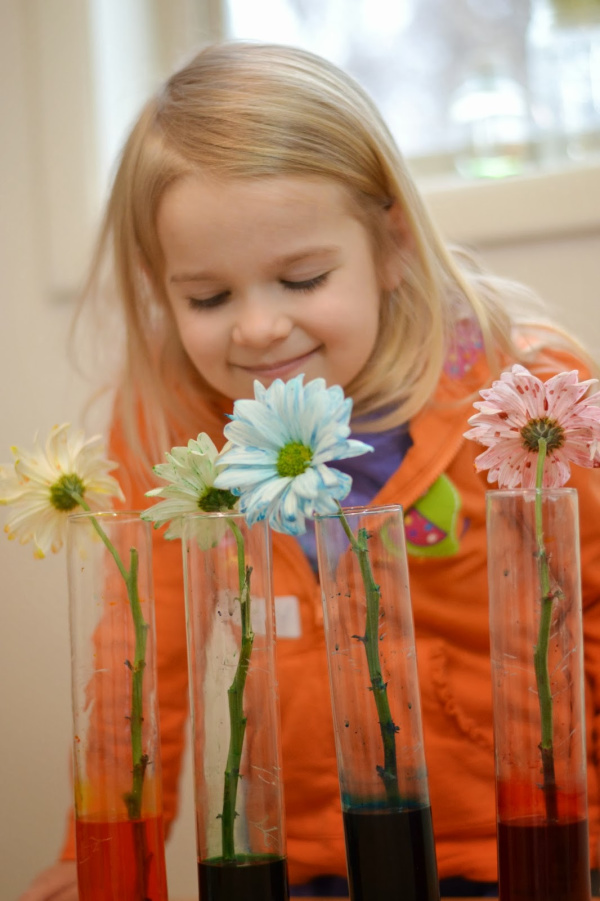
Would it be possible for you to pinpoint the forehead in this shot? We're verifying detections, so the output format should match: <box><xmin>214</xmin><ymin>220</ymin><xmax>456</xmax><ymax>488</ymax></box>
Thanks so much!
<box><xmin>158</xmin><ymin>173</ymin><xmax>359</xmax><ymax>231</ymax></box>
<box><xmin>156</xmin><ymin>174</ymin><xmax>367</xmax><ymax>268</ymax></box>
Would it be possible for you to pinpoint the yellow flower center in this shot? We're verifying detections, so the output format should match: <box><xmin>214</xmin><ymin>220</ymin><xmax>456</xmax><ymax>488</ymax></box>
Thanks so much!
<box><xmin>277</xmin><ymin>442</ymin><xmax>313</xmax><ymax>477</ymax></box>
<box><xmin>520</xmin><ymin>417</ymin><xmax>565</xmax><ymax>452</ymax></box>
<box><xmin>198</xmin><ymin>487</ymin><xmax>237</xmax><ymax>513</ymax></box>
<box><xmin>49</xmin><ymin>473</ymin><xmax>85</xmax><ymax>511</ymax></box>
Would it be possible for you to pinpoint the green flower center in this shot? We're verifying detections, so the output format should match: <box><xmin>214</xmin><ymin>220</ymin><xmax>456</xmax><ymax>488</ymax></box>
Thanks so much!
<box><xmin>198</xmin><ymin>486</ymin><xmax>238</xmax><ymax>513</ymax></box>
<box><xmin>520</xmin><ymin>417</ymin><xmax>565</xmax><ymax>452</ymax></box>
<box><xmin>49</xmin><ymin>473</ymin><xmax>85</xmax><ymax>511</ymax></box>
<box><xmin>277</xmin><ymin>442</ymin><xmax>313</xmax><ymax>478</ymax></box>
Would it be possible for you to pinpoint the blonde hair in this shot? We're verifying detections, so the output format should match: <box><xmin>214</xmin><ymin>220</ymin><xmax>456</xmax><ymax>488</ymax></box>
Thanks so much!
<box><xmin>82</xmin><ymin>41</ymin><xmax>593</xmax><ymax>469</ymax></box>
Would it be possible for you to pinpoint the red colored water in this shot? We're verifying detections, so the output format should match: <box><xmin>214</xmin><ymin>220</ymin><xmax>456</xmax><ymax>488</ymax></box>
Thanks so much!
<box><xmin>496</xmin><ymin>778</ymin><xmax>587</xmax><ymax>822</ymax></box>
<box><xmin>497</xmin><ymin>818</ymin><xmax>590</xmax><ymax>901</ymax></box>
<box><xmin>76</xmin><ymin>814</ymin><xmax>168</xmax><ymax>900</ymax></box>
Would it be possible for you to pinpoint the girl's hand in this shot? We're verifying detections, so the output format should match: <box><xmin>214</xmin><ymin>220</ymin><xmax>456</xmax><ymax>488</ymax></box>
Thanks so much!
<box><xmin>18</xmin><ymin>861</ymin><xmax>77</xmax><ymax>901</ymax></box>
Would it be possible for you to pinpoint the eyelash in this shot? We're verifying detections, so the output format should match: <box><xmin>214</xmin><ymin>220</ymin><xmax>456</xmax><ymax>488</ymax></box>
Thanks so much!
<box><xmin>187</xmin><ymin>272</ymin><xmax>329</xmax><ymax>310</ymax></box>
<box><xmin>281</xmin><ymin>273</ymin><xmax>329</xmax><ymax>292</ymax></box>
<box><xmin>187</xmin><ymin>292</ymin><xmax>229</xmax><ymax>311</ymax></box>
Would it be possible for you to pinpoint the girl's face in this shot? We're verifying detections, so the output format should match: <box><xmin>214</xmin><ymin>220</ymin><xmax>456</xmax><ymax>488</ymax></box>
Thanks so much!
<box><xmin>157</xmin><ymin>174</ymin><xmax>399</xmax><ymax>401</ymax></box>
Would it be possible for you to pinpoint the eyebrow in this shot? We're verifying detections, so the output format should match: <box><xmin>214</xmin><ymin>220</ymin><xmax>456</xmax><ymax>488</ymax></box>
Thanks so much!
<box><xmin>169</xmin><ymin>245</ymin><xmax>341</xmax><ymax>284</ymax></box>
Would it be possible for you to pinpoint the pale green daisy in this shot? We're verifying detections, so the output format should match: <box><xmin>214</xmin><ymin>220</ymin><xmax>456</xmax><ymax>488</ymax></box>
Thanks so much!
<box><xmin>143</xmin><ymin>433</ymin><xmax>238</xmax><ymax>541</ymax></box>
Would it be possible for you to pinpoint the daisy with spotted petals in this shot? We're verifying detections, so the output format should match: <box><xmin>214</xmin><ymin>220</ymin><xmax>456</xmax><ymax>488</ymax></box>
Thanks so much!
<box><xmin>464</xmin><ymin>364</ymin><xmax>600</xmax><ymax>489</ymax></box>
<box><xmin>466</xmin><ymin>364</ymin><xmax>600</xmax><ymax>820</ymax></box>
<box><xmin>0</xmin><ymin>423</ymin><xmax>123</xmax><ymax>558</ymax></box>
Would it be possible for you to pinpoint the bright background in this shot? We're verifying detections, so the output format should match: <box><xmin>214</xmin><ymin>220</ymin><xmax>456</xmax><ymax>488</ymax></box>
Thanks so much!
<box><xmin>1</xmin><ymin>2</ymin><xmax>599</xmax><ymax>898</ymax></box>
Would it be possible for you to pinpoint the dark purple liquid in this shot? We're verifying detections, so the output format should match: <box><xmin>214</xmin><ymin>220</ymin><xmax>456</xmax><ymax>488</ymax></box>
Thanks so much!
<box><xmin>343</xmin><ymin>806</ymin><xmax>439</xmax><ymax>901</ymax></box>
<box><xmin>198</xmin><ymin>855</ymin><xmax>288</xmax><ymax>901</ymax></box>
<box><xmin>498</xmin><ymin>818</ymin><xmax>590</xmax><ymax>900</ymax></box>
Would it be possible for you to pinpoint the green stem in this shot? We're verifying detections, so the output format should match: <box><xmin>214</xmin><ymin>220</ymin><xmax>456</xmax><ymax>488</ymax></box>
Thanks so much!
<box><xmin>337</xmin><ymin>503</ymin><xmax>400</xmax><ymax>807</ymax></box>
<box><xmin>220</xmin><ymin>518</ymin><xmax>254</xmax><ymax>861</ymax></box>
<box><xmin>122</xmin><ymin>546</ymin><xmax>150</xmax><ymax>821</ymax></box>
<box><xmin>531</xmin><ymin>440</ymin><xmax>559</xmax><ymax>821</ymax></box>
<box><xmin>72</xmin><ymin>496</ymin><xmax>149</xmax><ymax>822</ymax></box>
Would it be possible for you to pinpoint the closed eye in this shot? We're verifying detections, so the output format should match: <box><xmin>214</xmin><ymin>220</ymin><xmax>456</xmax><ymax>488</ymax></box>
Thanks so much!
<box><xmin>187</xmin><ymin>291</ymin><xmax>230</xmax><ymax>310</ymax></box>
<box><xmin>281</xmin><ymin>273</ymin><xmax>329</xmax><ymax>292</ymax></box>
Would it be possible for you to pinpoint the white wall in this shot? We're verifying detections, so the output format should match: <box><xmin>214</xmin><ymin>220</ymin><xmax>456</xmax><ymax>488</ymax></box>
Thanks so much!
<box><xmin>0</xmin><ymin>3</ymin><xmax>93</xmax><ymax>898</ymax></box>
<box><xmin>423</xmin><ymin>163</ymin><xmax>600</xmax><ymax>358</ymax></box>
<box><xmin>1</xmin><ymin>3</ymin><xmax>599</xmax><ymax>900</ymax></box>
<box><xmin>0</xmin><ymin>3</ymin><xmax>199</xmax><ymax>898</ymax></box>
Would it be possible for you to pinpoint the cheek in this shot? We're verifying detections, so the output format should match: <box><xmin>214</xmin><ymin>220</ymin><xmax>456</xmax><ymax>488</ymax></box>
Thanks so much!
<box><xmin>173</xmin><ymin>313</ymin><xmax>215</xmax><ymax>365</ymax></box>
<box><xmin>331</xmin><ymin>279</ymin><xmax>381</xmax><ymax>337</ymax></box>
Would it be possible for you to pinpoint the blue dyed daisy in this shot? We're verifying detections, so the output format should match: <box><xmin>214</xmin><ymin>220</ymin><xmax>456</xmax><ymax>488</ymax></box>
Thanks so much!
<box><xmin>214</xmin><ymin>375</ymin><xmax>373</xmax><ymax>535</ymax></box>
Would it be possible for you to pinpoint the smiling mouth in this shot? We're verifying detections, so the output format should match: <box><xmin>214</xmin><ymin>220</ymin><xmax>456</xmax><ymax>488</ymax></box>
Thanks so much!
<box><xmin>236</xmin><ymin>348</ymin><xmax>320</xmax><ymax>376</ymax></box>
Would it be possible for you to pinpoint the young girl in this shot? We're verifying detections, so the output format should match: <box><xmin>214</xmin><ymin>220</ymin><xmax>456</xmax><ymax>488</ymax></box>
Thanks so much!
<box><xmin>20</xmin><ymin>41</ymin><xmax>600</xmax><ymax>900</ymax></box>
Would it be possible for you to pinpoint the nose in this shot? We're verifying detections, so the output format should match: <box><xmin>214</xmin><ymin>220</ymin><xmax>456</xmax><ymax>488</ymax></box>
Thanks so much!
<box><xmin>231</xmin><ymin>296</ymin><xmax>293</xmax><ymax>348</ymax></box>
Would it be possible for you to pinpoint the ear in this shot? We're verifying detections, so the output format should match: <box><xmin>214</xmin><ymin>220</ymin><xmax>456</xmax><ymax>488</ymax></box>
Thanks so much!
<box><xmin>379</xmin><ymin>200</ymin><xmax>413</xmax><ymax>292</ymax></box>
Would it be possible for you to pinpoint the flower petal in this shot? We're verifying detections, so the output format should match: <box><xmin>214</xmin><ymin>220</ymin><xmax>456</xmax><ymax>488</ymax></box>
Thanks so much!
<box><xmin>217</xmin><ymin>375</ymin><xmax>371</xmax><ymax>534</ymax></box>
<box><xmin>1</xmin><ymin>424</ymin><xmax>123</xmax><ymax>557</ymax></box>
<box><xmin>143</xmin><ymin>432</ymin><xmax>239</xmax><ymax>536</ymax></box>
<box><xmin>466</xmin><ymin>364</ymin><xmax>600</xmax><ymax>488</ymax></box>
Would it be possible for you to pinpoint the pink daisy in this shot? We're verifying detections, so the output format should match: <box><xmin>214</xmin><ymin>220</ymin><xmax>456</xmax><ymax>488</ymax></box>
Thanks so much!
<box><xmin>464</xmin><ymin>364</ymin><xmax>600</xmax><ymax>488</ymax></box>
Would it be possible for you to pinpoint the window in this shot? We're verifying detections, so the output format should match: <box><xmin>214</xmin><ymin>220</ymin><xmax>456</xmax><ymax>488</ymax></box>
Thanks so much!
<box><xmin>223</xmin><ymin>0</ymin><xmax>600</xmax><ymax>180</ymax></box>
<box><xmin>26</xmin><ymin>0</ymin><xmax>599</xmax><ymax>302</ymax></box>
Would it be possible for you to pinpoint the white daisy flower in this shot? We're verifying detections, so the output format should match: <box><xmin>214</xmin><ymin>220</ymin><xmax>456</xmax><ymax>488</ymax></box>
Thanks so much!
<box><xmin>214</xmin><ymin>375</ymin><xmax>373</xmax><ymax>535</ymax></box>
<box><xmin>143</xmin><ymin>433</ymin><xmax>238</xmax><ymax>541</ymax></box>
<box><xmin>0</xmin><ymin>423</ymin><xmax>124</xmax><ymax>558</ymax></box>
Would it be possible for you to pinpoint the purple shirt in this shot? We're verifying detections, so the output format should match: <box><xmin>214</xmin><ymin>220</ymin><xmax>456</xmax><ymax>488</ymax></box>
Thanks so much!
<box><xmin>297</xmin><ymin>424</ymin><xmax>412</xmax><ymax>570</ymax></box>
